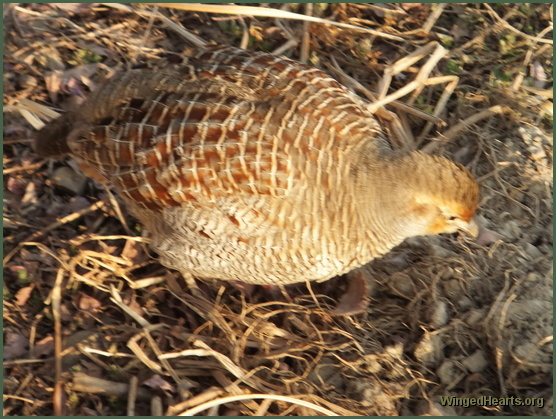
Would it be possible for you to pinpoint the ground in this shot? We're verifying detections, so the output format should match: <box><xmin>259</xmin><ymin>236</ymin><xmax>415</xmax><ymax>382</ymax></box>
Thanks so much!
<box><xmin>3</xmin><ymin>3</ymin><xmax>553</xmax><ymax>416</ymax></box>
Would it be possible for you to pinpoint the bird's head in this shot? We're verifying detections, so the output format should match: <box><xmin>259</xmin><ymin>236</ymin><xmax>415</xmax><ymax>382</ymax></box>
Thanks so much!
<box><xmin>401</xmin><ymin>153</ymin><xmax>480</xmax><ymax>238</ymax></box>
<box><xmin>422</xmin><ymin>200</ymin><xmax>479</xmax><ymax>237</ymax></box>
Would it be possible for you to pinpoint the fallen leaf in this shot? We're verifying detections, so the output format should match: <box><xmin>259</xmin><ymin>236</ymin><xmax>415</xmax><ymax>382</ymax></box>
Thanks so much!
<box><xmin>45</xmin><ymin>70</ymin><xmax>63</xmax><ymax>103</ymax></box>
<box><xmin>78</xmin><ymin>293</ymin><xmax>102</xmax><ymax>312</ymax></box>
<box><xmin>142</xmin><ymin>374</ymin><xmax>176</xmax><ymax>393</ymax></box>
<box><xmin>4</xmin><ymin>331</ymin><xmax>29</xmax><ymax>360</ymax></box>
<box><xmin>32</xmin><ymin>335</ymin><xmax>55</xmax><ymax>358</ymax></box>
<box><xmin>7</xmin><ymin>177</ymin><xmax>27</xmax><ymax>196</ymax></box>
<box><xmin>333</xmin><ymin>270</ymin><xmax>370</xmax><ymax>316</ymax></box>
<box><xmin>14</xmin><ymin>285</ymin><xmax>34</xmax><ymax>306</ymax></box>
<box><xmin>531</xmin><ymin>61</ymin><xmax>547</xmax><ymax>82</ymax></box>
<box><xmin>401</xmin><ymin>3</ymin><xmax>425</xmax><ymax>11</ymax></box>
<box><xmin>475</xmin><ymin>226</ymin><xmax>505</xmax><ymax>246</ymax></box>
<box><xmin>21</xmin><ymin>181</ymin><xmax>38</xmax><ymax>204</ymax></box>
<box><xmin>122</xmin><ymin>239</ymin><xmax>148</xmax><ymax>265</ymax></box>
<box><xmin>64</xmin><ymin>77</ymin><xmax>86</xmax><ymax>98</ymax></box>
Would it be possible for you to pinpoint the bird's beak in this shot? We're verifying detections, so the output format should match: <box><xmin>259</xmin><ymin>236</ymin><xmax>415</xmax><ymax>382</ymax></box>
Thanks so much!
<box><xmin>460</xmin><ymin>217</ymin><xmax>479</xmax><ymax>238</ymax></box>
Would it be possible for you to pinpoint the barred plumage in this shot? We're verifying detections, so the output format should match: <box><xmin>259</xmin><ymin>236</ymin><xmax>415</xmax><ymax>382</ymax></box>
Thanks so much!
<box><xmin>36</xmin><ymin>46</ymin><xmax>479</xmax><ymax>285</ymax></box>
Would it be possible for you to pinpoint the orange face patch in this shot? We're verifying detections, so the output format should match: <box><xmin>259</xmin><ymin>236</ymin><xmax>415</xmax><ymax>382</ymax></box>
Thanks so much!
<box><xmin>426</xmin><ymin>216</ymin><xmax>449</xmax><ymax>235</ymax></box>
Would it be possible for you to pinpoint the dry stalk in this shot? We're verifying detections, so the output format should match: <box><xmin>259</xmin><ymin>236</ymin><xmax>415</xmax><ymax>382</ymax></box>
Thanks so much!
<box><xmin>177</xmin><ymin>393</ymin><xmax>343</xmax><ymax>416</ymax></box>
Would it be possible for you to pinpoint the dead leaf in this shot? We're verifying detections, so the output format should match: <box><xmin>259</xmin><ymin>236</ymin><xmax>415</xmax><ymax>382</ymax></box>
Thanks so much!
<box><xmin>531</xmin><ymin>61</ymin><xmax>547</xmax><ymax>89</ymax></box>
<box><xmin>32</xmin><ymin>335</ymin><xmax>55</xmax><ymax>358</ymax></box>
<box><xmin>4</xmin><ymin>331</ymin><xmax>29</xmax><ymax>360</ymax></box>
<box><xmin>7</xmin><ymin>265</ymin><xmax>30</xmax><ymax>284</ymax></box>
<box><xmin>21</xmin><ymin>181</ymin><xmax>38</xmax><ymax>204</ymax></box>
<box><xmin>64</xmin><ymin>77</ymin><xmax>86</xmax><ymax>98</ymax></box>
<box><xmin>142</xmin><ymin>374</ymin><xmax>176</xmax><ymax>393</ymax></box>
<box><xmin>333</xmin><ymin>270</ymin><xmax>370</xmax><ymax>316</ymax></box>
<box><xmin>121</xmin><ymin>240</ymin><xmax>148</xmax><ymax>265</ymax></box>
<box><xmin>400</xmin><ymin>3</ymin><xmax>425</xmax><ymax>11</ymax></box>
<box><xmin>45</xmin><ymin>70</ymin><xmax>63</xmax><ymax>103</ymax></box>
<box><xmin>475</xmin><ymin>227</ymin><xmax>505</xmax><ymax>246</ymax></box>
<box><xmin>60</xmin><ymin>303</ymin><xmax>73</xmax><ymax>322</ymax></box>
<box><xmin>122</xmin><ymin>290</ymin><xmax>144</xmax><ymax>318</ymax></box>
<box><xmin>7</xmin><ymin>177</ymin><xmax>27</xmax><ymax>196</ymax></box>
<box><xmin>14</xmin><ymin>285</ymin><xmax>34</xmax><ymax>306</ymax></box>
<box><xmin>52</xmin><ymin>166</ymin><xmax>87</xmax><ymax>195</ymax></box>
<box><xmin>451</xmin><ymin>24</ymin><xmax>472</xmax><ymax>41</ymax></box>
<box><xmin>78</xmin><ymin>293</ymin><xmax>102</xmax><ymax>312</ymax></box>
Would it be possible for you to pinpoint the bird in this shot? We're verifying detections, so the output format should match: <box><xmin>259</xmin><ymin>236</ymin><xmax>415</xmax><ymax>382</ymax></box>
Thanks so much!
<box><xmin>35</xmin><ymin>45</ymin><xmax>479</xmax><ymax>289</ymax></box>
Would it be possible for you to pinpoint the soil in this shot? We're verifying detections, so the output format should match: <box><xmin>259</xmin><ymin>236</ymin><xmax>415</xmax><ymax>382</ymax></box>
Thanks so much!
<box><xmin>3</xmin><ymin>3</ymin><xmax>553</xmax><ymax>416</ymax></box>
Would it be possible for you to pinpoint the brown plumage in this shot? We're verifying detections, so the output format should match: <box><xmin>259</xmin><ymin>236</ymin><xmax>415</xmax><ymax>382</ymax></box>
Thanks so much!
<box><xmin>35</xmin><ymin>46</ymin><xmax>479</xmax><ymax>285</ymax></box>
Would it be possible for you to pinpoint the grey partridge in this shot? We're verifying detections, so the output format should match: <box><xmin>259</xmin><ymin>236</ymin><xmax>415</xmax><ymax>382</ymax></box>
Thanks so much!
<box><xmin>35</xmin><ymin>45</ymin><xmax>479</xmax><ymax>286</ymax></box>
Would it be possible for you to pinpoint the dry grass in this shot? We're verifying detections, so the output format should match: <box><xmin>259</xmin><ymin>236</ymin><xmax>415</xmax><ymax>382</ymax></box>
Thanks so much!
<box><xmin>3</xmin><ymin>3</ymin><xmax>553</xmax><ymax>416</ymax></box>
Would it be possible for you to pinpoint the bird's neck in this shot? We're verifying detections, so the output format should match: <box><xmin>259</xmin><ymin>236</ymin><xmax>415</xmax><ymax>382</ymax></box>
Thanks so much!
<box><xmin>353</xmin><ymin>152</ymin><xmax>438</xmax><ymax>250</ymax></box>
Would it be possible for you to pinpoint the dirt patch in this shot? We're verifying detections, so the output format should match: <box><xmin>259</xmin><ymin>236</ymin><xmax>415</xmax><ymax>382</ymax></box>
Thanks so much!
<box><xmin>3</xmin><ymin>3</ymin><xmax>552</xmax><ymax>415</ymax></box>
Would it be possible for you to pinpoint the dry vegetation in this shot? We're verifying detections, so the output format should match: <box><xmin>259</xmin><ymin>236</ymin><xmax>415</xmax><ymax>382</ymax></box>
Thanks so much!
<box><xmin>3</xmin><ymin>3</ymin><xmax>553</xmax><ymax>416</ymax></box>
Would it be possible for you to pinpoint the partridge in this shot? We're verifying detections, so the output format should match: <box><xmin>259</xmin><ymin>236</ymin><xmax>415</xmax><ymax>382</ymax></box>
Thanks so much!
<box><xmin>35</xmin><ymin>46</ymin><xmax>479</xmax><ymax>286</ymax></box>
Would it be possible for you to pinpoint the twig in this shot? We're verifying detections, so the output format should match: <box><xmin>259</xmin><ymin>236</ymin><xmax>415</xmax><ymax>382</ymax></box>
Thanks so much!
<box><xmin>422</xmin><ymin>105</ymin><xmax>512</xmax><ymax>153</ymax></box>
<box><xmin>272</xmin><ymin>38</ymin><xmax>298</xmax><ymax>56</ymax></box>
<box><xmin>3</xmin><ymin>162</ymin><xmax>44</xmax><ymax>175</ymax></box>
<box><xmin>103</xmin><ymin>187</ymin><xmax>132</xmax><ymax>235</ymax></box>
<box><xmin>150</xmin><ymin>3</ymin><xmax>404</xmax><ymax>41</ymax></box>
<box><xmin>484</xmin><ymin>4</ymin><xmax>553</xmax><ymax>45</ymax></box>
<box><xmin>72</xmin><ymin>372</ymin><xmax>151</xmax><ymax>398</ymax></box>
<box><xmin>109</xmin><ymin>284</ymin><xmax>151</xmax><ymax>328</ymax></box>
<box><xmin>24</xmin><ymin>200</ymin><xmax>105</xmax><ymax>243</ymax></box>
<box><xmin>129</xmin><ymin>5</ymin><xmax>158</xmax><ymax>67</ymax></box>
<box><xmin>326</xmin><ymin>57</ymin><xmax>443</xmax><ymax>125</ymax></box>
<box><xmin>422</xmin><ymin>3</ymin><xmax>447</xmax><ymax>34</ymax></box>
<box><xmin>300</xmin><ymin>3</ymin><xmax>312</xmax><ymax>64</ymax></box>
<box><xmin>151</xmin><ymin>396</ymin><xmax>163</xmax><ymax>416</ymax></box>
<box><xmin>101</xmin><ymin>3</ymin><xmax>207</xmax><ymax>47</ymax></box>
<box><xmin>166</xmin><ymin>387</ymin><xmax>224</xmax><ymax>416</ymax></box>
<box><xmin>127</xmin><ymin>376</ymin><xmax>138</xmax><ymax>416</ymax></box>
<box><xmin>178</xmin><ymin>394</ymin><xmax>342</xmax><ymax>416</ymax></box>
<box><xmin>511</xmin><ymin>25</ymin><xmax>554</xmax><ymax>91</ymax></box>
<box><xmin>237</xmin><ymin>15</ymin><xmax>250</xmax><ymax>50</ymax></box>
<box><xmin>51</xmin><ymin>268</ymin><xmax>65</xmax><ymax>416</ymax></box>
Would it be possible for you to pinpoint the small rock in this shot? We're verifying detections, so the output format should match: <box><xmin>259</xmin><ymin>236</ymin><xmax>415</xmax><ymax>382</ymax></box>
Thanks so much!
<box><xmin>526</xmin><ymin>272</ymin><xmax>540</xmax><ymax>283</ymax></box>
<box><xmin>307</xmin><ymin>357</ymin><xmax>344</xmax><ymax>389</ymax></box>
<box><xmin>429</xmin><ymin>402</ymin><xmax>458</xmax><ymax>416</ymax></box>
<box><xmin>388</xmin><ymin>272</ymin><xmax>416</xmax><ymax>298</ymax></box>
<box><xmin>437</xmin><ymin>359</ymin><xmax>458</xmax><ymax>385</ymax></box>
<box><xmin>52</xmin><ymin>166</ymin><xmax>88</xmax><ymax>195</ymax></box>
<box><xmin>442</xmin><ymin>279</ymin><xmax>463</xmax><ymax>300</ymax></box>
<box><xmin>415</xmin><ymin>400</ymin><xmax>458</xmax><ymax>416</ymax></box>
<box><xmin>462</xmin><ymin>350</ymin><xmax>488</xmax><ymax>373</ymax></box>
<box><xmin>347</xmin><ymin>379</ymin><xmax>398</xmax><ymax>415</ymax></box>
<box><xmin>414</xmin><ymin>332</ymin><xmax>443</xmax><ymax>368</ymax></box>
<box><xmin>498</xmin><ymin>220</ymin><xmax>521</xmax><ymax>241</ymax></box>
<box><xmin>475</xmin><ymin>226</ymin><xmax>505</xmax><ymax>246</ymax></box>
<box><xmin>457</xmin><ymin>296</ymin><xmax>472</xmax><ymax>310</ymax></box>
<box><xmin>523</xmin><ymin>243</ymin><xmax>542</xmax><ymax>260</ymax></box>
<box><xmin>464</xmin><ymin>309</ymin><xmax>486</xmax><ymax>326</ymax></box>
<box><xmin>362</xmin><ymin>354</ymin><xmax>382</xmax><ymax>374</ymax></box>
<box><xmin>431</xmin><ymin>300</ymin><xmax>449</xmax><ymax>328</ymax></box>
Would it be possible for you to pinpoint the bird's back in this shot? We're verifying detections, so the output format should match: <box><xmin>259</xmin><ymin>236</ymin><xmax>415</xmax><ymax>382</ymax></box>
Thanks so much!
<box><xmin>37</xmin><ymin>46</ymin><xmax>464</xmax><ymax>285</ymax></box>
